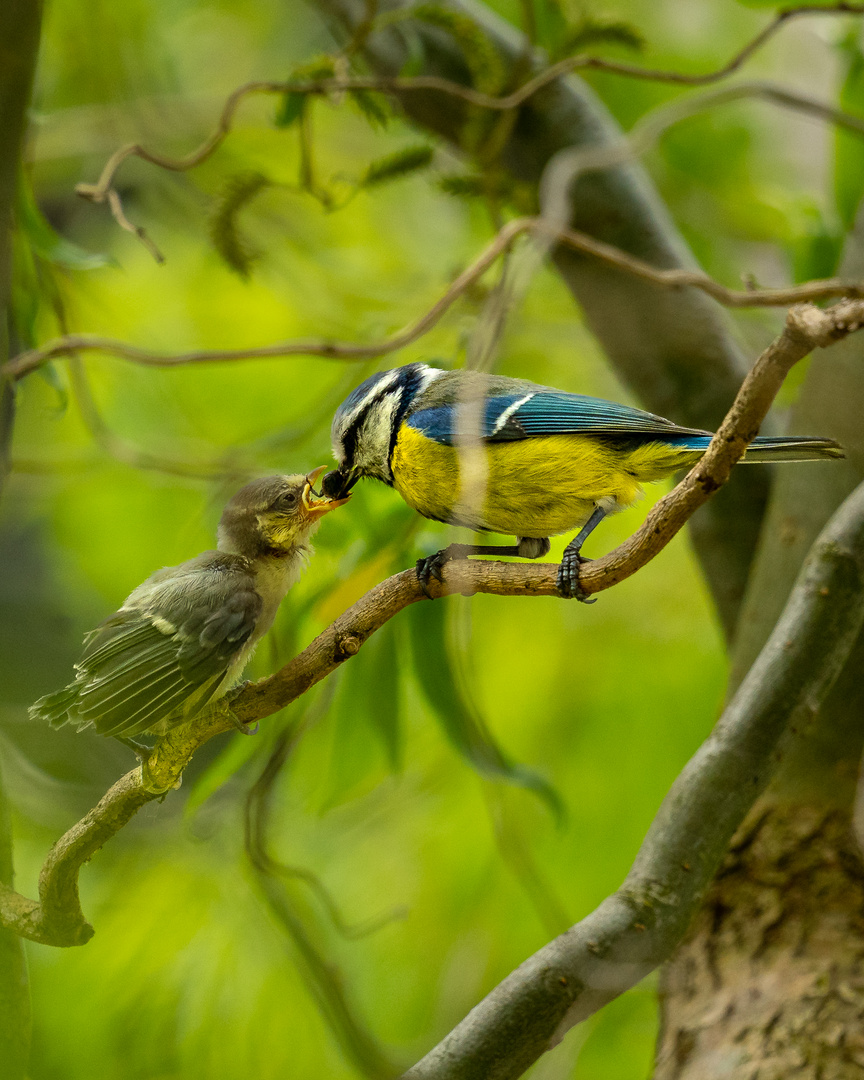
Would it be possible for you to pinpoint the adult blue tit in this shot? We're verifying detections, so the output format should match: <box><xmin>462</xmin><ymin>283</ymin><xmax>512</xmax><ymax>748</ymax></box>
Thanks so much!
<box><xmin>321</xmin><ymin>363</ymin><xmax>843</xmax><ymax>600</ymax></box>
<box><xmin>30</xmin><ymin>469</ymin><xmax>347</xmax><ymax>746</ymax></box>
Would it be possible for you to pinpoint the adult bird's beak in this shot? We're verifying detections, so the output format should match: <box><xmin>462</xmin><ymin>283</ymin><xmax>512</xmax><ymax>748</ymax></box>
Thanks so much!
<box><xmin>302</xmin><ymin>465</ymin><xmax>351</xmax><ymax>517</ymax></box>
<box><xmin>321</xmin><ymin>468</ymin><xmax>357</xmax><ymax>500</ymax></box>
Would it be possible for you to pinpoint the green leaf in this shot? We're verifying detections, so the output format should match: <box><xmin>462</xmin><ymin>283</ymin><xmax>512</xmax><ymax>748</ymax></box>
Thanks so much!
<box><xmin>790</xmin><ymin>203</ymin><xmax>843</xmax><ymax>283</ymax></box>
<box><xmin>16</xmin><ymin>180</ymin><xmax>109</xmax><ymax>271</ymax></box>
<box><xmin>276</xmin><ymin>92</ymin><xmax>307</xmax><ymax>128</ymax></box>
<box><xmin>398</xmin><ymin>26</ymin><xmax>428</xmax><ymax>78</ymax></box>
<box><xmin>412</xmin><ymin>4</ymin><xmax>506</xmax><ymax>95</ymax></box>
<box><xmin>360</xmin><ymin>145</ymin><xmax>434</xmax><ymax>188</ymax></box>
<box><xmin>534</xmin><ymin>0</ymin><xmax>569</xmax><ymax>57</ymax></box>
<box><xmin>362</xmin><ymin>621</ymin><xmax>403</xmax><ymax>771</ymax></box>
<box><xmin>407</xmin><ymin>601</ymin><xmax>564</xmax><ymax>821</ymax></box>
<box><xmin>276</xmin><ymin>55</ymin><xmax>336</xmax><ymax>127</ymax></box>
<box><xmin>183</xmin><ymin>722</ymin><xmax>275</xmax><ymax>815</ymax></box>
<box><xmin>348</xmin><ymin>88</ymin><xmax>391</xmax><ymax>130</ymax></box>
<box><xmin>209</xmin><ymin>172</ymin><xmax>271</xmax><ymax>279</ymax></box>
<box><xmin>36</xmin><ymin>361</ymin><xmax>69</xmax><ymax>412</ymax></box>
<box><xmin>554</xmin><ymin>17</ymin><xmax>645</xmax><ymax>61</ymax></box>
<box><xmin>437</xmin><ymin>173</ymin><xmax>487</xmax><ymax>198</ymax></box>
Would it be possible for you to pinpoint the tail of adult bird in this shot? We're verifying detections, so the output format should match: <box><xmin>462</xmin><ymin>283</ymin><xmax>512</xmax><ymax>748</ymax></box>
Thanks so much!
<box><xmin>668</xmin><ymin>434</ymin><xmax>844</xmax><ymax>463</ymax></box>
<box><xmin>29</xmin><ymin>684</ymin><xmax>81</xmax><ymax>729</ymax></box>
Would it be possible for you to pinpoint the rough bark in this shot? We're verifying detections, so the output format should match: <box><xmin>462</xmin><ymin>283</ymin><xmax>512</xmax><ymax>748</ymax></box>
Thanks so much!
<box><xmin>313</xmin><ymin>0</ymin><xmax>768</xmax><ymax>639</ymax></box>
<box><xmin>656</xmin><ymin>806</ymin><xmax>864</xmax><ymax>1080</ymax></box>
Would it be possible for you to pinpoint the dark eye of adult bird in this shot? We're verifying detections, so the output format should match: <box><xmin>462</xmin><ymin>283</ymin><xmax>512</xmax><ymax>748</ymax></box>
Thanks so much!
<box><xmin>30</xmin><ymin>468</ymin><xmax>349</xmax><ymax>779</ymax></box>
<box><xmin>323</xmin><ymin>363</ymin><xmax>844</xmax><ymax>601</ymax></box>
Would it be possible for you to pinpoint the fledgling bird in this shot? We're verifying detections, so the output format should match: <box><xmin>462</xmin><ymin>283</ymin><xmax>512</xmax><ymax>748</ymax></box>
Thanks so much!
<box><xmin>30</xmin><ymin>469</ymin><xmax>347</xmax><ymax>743</ymax></box>
<box><xmin>321</xmin><ymin>363</ymin><xmax>844</xmax><ymax>600</ymax></box>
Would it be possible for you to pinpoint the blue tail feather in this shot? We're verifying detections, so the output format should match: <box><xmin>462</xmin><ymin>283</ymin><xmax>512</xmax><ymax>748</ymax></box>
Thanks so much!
<box><xmin>664</xmin><ymin>434</ymin><xmax>843</xmax><ymax>462</ymax></box>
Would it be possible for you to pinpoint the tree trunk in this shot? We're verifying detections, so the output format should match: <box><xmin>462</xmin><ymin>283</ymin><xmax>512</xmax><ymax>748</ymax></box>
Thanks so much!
<box><xmin>656</xmin><ymin>805</ymin><xmax>864</xmax><ymax>1080</ymax></box>
<box><xmin>0</xmin><ymin>2</ymin><xmax>44</xmax><ymax>1075</ymax></box>
<box><xmin>655</xmin><ymin>191</ymin><xmax>864</xmax><ymax>1080</ymax></box>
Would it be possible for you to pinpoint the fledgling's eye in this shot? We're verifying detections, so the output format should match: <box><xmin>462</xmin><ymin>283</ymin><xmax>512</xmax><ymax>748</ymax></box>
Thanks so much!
<box><xmin>278</xmin><ymin>491</ymin><xmax>298</xmax><ymax>510</ymax></box>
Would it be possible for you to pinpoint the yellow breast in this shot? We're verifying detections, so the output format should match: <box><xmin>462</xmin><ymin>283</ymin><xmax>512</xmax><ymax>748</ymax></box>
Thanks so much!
<box><xmin>390</xmin><ymin>426</ymin><xmax>697</xmax><ymax>538</ymax></box>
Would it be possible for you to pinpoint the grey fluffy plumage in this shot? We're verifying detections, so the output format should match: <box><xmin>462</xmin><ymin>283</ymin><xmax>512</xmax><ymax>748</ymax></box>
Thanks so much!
<box><xmin>30</xmin><ymin>472</ymin><xmax>345</xmax><ymax>739</ymax></box>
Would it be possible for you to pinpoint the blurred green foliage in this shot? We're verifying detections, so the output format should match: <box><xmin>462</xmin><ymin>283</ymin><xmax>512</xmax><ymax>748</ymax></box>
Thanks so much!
<box><xmin>1</xmin><ymin>0</ymin><xmax>860</xmax><ymax>1076</ymax></box>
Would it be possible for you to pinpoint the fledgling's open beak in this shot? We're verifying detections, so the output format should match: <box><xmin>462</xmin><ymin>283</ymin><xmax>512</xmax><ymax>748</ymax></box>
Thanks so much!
<box><xmin>302</xmin><ymin>465</ymin><xmax>351</xmax><ymax>518</ymax></box>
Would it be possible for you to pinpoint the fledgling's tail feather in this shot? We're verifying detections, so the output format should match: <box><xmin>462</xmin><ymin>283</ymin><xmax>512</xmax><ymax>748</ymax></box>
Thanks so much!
<box><xmin>667</xmin><ymin>434</ymin><xmax>844</xmax><ymax>462</ymax></box>
<box><xmin>29</xmin><ymin>684</ymin><xmax>81</xmax><ymax>729</ymax></box>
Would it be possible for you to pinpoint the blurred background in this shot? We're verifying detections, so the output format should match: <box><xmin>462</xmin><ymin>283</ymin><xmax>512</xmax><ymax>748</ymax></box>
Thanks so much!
<box><xmin>2</xmin><ymin>0</ymin><xmax>858</xmax><ymax>1075</ymax></box>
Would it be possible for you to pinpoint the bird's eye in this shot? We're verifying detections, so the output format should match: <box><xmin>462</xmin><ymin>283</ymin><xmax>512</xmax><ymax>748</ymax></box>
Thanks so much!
<box><xmin>279</xmin><ymin>492</ymin><xmax>298</xmax><ymax>510</ymax></box>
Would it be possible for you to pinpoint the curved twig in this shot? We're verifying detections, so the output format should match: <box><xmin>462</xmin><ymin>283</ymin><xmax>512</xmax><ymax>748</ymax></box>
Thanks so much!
<box><xmin>4</xmin><ymin>218</ymin><xmax>531</xmax><ymax>380</ymax></box>
<box><xmin>76</xmin><ymin>4</ymin><xmax>864</xmax><ymax>197</ymax></box>
<box><xmin>7</xmin><ymin>218</ymin><xmax>864</xmax><ymax>382</ymax></box>
<box><xmin>74</xmin><ymin>2</ymin><xmax>864</xmax><ymax>257</ymax></box>
<box><xmin>0</xmin><ymin>297</ymin><xmax>859</xmax><ymax>948</ymax></box>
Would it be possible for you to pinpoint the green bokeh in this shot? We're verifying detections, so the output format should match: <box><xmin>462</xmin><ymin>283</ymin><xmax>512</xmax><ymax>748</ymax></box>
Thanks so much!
<box><xmin>1</xmin><ymin>0</ymin><xmax>851</xmax><ymax>1076</ymax></box>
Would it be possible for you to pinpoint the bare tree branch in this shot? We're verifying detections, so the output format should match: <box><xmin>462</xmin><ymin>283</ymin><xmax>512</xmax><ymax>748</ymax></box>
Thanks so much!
<box><xmin>402</xmin><ymin>479</ymin><xmax>864</xmax><ymax>1080</ymax></box>
<box><xmin>7</xmin><ymin>218</ymin><xmax>864</xmax><ymax>382</ymax></box>
<box><xmin>0</xmin><ymin>298</ymin><xmax>859</xmax><ymax>949</ymax></box>
<box><xmin>77</xmin><ymin>73</ymin><xmax>864</xmax><ymax>260</ymax></box>
<box><xmin>73</xmin><ymin>2</ymin><xmax>864</xmax><ymax>237</ymax></box>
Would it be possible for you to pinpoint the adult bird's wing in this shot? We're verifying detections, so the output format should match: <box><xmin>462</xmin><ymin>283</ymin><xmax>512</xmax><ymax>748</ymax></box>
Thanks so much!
<box><xmin>63</xmin><ymin>552</ymin><xmax>262</xmax><ymax>737</ymax></box>
<box><xmin>406</xmin><ymin>391</ymin><xmax>710</xmax><ymax>444</ymax></box>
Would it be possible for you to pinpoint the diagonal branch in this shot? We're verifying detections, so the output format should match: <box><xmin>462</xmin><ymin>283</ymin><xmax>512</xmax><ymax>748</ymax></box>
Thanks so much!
<box><xmin>402</xmin><ymin>470</ymin><xmax>864</xmax><ymax>1080</ymax></box>
<box><xmin>0</xmin><ymin>297</ymin><xmax>859</xmax><ymax>949</ymax></box>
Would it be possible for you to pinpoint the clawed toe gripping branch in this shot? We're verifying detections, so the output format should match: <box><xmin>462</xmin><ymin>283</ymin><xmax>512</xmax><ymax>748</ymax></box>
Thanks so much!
<box><xmin>1</xmin><ymin>302</ymin><xmax>863</xmax><ymax>986</ymax></box>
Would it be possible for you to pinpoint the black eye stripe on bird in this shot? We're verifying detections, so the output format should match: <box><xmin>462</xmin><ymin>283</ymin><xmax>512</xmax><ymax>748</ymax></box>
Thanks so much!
<box><xmin>324</xmin><ymin>364</ymin><xmax>844</xmax><ymax>601</ymax></box>
<box><xmin>30</xmin><ymin>469</ymin><xmax>349</xmax><ymax>783</ymax></box>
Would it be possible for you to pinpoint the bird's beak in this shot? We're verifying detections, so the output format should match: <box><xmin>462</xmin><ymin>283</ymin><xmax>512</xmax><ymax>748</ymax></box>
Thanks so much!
<box><xmin>321</xmin><ymin>468</ymin><xmax>357</xmax><ymax>500</ymax></box>
<box><xmin>302</xmin><ymin>465</ymin><xmax>350</xmax><ymax>517</ymax></box>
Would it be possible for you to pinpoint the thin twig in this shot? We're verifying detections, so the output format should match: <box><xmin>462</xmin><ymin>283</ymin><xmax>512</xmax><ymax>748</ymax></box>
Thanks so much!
<box><xmin>4</xmin><ymin>218</ymin><xmax>531</xmax><ymax>379</ymax></box>
<box><xmin>74</xmin><ymin>4</ymin><xmax>864</xmax><ymax>257</ymax></box>
<box><xmin>1</xmin><ymin>298</ymin><xmax>859</xmax><ymax>948</ymax></box>
<box><xmin>7</xmin><ymin>217</ymin><xmax>864</xmax><ymax>381</ymax></box>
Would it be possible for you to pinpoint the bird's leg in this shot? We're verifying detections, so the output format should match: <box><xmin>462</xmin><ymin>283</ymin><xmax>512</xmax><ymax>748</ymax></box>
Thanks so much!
<box><xmin>117</xmin><ymin>736</ymin><xmax>153</xmax><ymax>761</ymax></box>
<box><xmin>516</xmin><ymin>537</ymin><xmax>551</xmax><ymax>560</ymax></box>
<box><xmin>558</xmin><ymin>506</ymin><xmax>607</xmax><ymax>602</ymax></box>
<box><xmin>222</xmin><ymin>681</ymin><xmax>258</xmax><ymax>735</ymax></box>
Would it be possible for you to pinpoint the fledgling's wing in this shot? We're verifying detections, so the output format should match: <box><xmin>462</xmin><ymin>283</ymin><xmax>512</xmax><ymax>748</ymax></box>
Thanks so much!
<box><xmin>406</xmin><ymin>391</ymin><xmax>709</xmax><ymax>445</ymax></box>
<box><xmin>31</xmin><ymin>552</ymin><xmax>262</xmax><ymax>738</ymax></box>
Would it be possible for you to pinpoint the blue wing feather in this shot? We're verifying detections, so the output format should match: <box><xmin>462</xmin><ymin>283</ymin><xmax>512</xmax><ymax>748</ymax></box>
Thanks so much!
<box><xmin>406</xmin><ymin>392</ymin><xmax>707</xmax><ymax>445</ymax></box>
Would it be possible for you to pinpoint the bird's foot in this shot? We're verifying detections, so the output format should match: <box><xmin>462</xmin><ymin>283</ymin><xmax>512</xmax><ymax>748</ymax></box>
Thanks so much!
<box><xmin>139</xmin><ymin>756</ymin><xmax>179</xmax><ymax>797</ymax></box>
<box><xmin>557</xmin><ymin>552</ymin><xmax>597</xmax><ymax>604</ymax></box>
<box><xmin>415</xmin><ymin>544</ymin><xmax>473</xmax><ymax>597</ymax></box>
<box><xmin>223</xmin><ymin>682</ymin><xmax>258</xmax><ymax>735</ymax></box>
